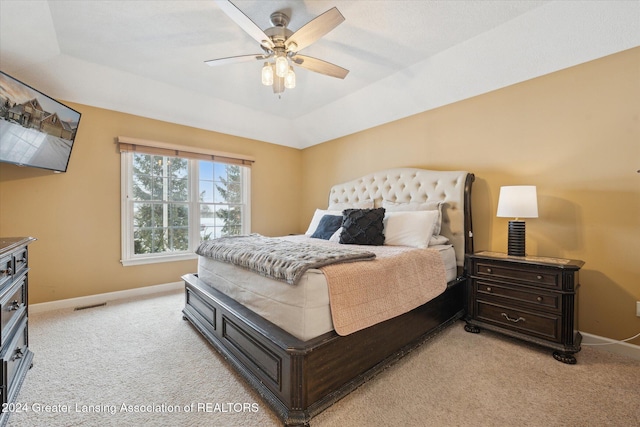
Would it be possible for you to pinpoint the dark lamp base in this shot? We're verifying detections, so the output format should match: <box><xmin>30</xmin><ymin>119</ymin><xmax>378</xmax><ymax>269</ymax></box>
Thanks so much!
<box><xmin>507</xmin><ymin>220</ymin><xmax>526</xmax><ymax>257</ymax></box>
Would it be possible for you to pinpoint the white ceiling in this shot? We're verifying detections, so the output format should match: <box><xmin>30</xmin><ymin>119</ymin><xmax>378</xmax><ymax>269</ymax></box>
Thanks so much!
<box><xmin>1</xmin><ymin>1</ymin><xmax>638</xmax><ymax>149</ymax></box>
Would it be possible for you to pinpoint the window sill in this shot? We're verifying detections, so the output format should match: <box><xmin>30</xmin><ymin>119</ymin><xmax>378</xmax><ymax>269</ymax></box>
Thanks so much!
<box><xmin>121</xmin><ymin>252</ymin><xmax>197</xmax><ymax>267</ymax></box>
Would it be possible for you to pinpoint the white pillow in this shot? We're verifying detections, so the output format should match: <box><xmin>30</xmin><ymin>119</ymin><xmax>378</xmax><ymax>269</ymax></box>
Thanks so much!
<box><xmin>329</xmin><ymin>227</ymin><xmax>343</xmax><ymax>243</ymax></box>
<box><xmin>305</xmin><ymin>209</ymin><xmax>343</xmax><ymax>236</ymax></box>
<box><xmin>429</xmin><ymin>235</ymin><xmax>450</xmax><ymax>246</ymax></box>
<box><xmin>383</xmin><ymin>210</ymin><xmax>439</xmax><ymax>248</ymax></box>
<box><xmin>382</xmin><ymin>200</ymin><xmax>444</xmax><ymax>235</ymax></box>
<box><xmin>328</xmin><ymin>200</ymin><xmax>374</xmax><ymax>210</ymax></box>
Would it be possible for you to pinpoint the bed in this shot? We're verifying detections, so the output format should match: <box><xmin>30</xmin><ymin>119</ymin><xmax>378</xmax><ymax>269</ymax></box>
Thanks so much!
<box><xmin>182</xmin><ymin>168</ymin><xmax>475</xmax><ymax>426</ymax></box>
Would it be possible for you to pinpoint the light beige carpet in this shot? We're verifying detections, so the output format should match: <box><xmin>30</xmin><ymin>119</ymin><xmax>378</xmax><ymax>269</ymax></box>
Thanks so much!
<box><xmin>7</xmin><ymin>290</ymin><xmax>639</xmax><ymax>427</ymax></box>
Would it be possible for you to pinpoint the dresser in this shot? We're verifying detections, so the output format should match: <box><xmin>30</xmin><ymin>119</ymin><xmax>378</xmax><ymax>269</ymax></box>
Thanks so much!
<box><xmin>465</xmin><ymin>251</ymin><xmax>584</xmax><ymax>364</ymax></box>
<box><xmin>0</xmin><ymin>237</ymin><xmax>35</xmax><ymax>426</ymax></box>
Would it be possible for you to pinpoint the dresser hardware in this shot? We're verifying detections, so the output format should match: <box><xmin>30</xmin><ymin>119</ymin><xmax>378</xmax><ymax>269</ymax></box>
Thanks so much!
<box><xmin>501</xmin><ymin>313</ymin><xmax>525</xmax><ymax>323</ymax></box>
<box><xmin>8</xmin><ymin>300</ymin><xmax>20</xmax><ymax>311</ymax></box>
<box><xmin>11</xmin><ymin>348</ymin><xmax>23</xmax><ymax>361</ymax></box>
<box><xmin>0</xmin><ymin>268</ymin><xmax>11</xmax><ymax>275</ymax></box>
<box><xmin>536</xmin><ymin>296</ymin><xmax>543</xmax><ymax>302</ymax></box>
<box><xmin>486</xmin><ymin>268</ymin><xmax>493</xmax><ymax>273</ymax></box>
<box><xmin>15</xmin><ymin>258</ymin><xmax>25</xmax><ymax>264</ymax></box>
<box><xmin>486</xmin><ymin>287</ymin><xmax>492</xmax><ymax>292</ymax></box>
<box><xmin>536</xmin><ymin>275</ymin><xmax>543</xmax><ymax>280</ymax></box>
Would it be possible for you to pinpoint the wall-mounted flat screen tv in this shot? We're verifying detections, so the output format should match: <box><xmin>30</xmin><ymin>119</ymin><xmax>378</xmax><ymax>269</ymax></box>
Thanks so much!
<box><xmin>0</xmin><ymin>71</ymin><xmax>81</xmax><ymax>173</ymax></box>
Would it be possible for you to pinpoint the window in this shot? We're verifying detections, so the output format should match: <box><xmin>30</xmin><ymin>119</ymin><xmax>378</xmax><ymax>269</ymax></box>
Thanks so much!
<box><xmin>121</xmin><ymin>151</ymin><xmax>251</xmax><ymax>266</ymax></box>
<box><xmin>198</xmin><ymin>161</ymin><xmax>245</xmax><ymax>239</ymax></box>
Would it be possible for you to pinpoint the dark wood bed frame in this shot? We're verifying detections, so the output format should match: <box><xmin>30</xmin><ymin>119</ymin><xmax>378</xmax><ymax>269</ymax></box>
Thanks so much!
<box><xmin>182</xmin><ymin>172</ymin><xmax>475</xmax><ymax>426</ymax></box>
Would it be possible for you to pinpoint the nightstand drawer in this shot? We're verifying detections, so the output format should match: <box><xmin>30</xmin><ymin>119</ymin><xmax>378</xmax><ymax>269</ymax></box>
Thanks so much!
<box><xmin>476</xmin><ymin>301</ymin><xmax>561</xmax><ymax>342</ymax></box>
<box><xmin>475</xmin><ymin>280</ymin><xmax>561</xmax><ymax>312</ymax></box>
<box><xmin>475</xmin><ymin>262</ymin><xmax>560</xmax><ymax>289</ymax></box>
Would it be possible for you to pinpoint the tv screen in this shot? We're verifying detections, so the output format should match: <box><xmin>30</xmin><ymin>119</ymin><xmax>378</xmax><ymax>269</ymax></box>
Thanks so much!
<box><xmin>0</xmin><ymin>71</ymin><xmax>81</xmax><ymax>173</ymax></box>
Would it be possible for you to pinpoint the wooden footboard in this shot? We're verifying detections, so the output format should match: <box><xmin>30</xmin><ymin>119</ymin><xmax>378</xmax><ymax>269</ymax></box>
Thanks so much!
<box><xmin>182</xmin><ymin>273</ymin><xmax>465</xmax><ymax>426</ymax></box>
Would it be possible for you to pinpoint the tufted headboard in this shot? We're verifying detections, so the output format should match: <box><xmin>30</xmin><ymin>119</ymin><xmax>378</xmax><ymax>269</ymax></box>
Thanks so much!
<box><xmin>328</xmin><ymin>168</ymin><xmax>475</xmax><ymax>268</ymax></box>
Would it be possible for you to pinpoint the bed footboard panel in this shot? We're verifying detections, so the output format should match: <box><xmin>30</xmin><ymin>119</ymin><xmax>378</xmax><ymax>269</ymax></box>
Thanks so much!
<box><xmin>183</xmin><ymin>273</ymin><xmax>464</xmax><ymax>426</ymax></box>
<box><xmin>183</xmin><ymin>276</ymin><xmax>299</xmax><ymax>421</ymax></box>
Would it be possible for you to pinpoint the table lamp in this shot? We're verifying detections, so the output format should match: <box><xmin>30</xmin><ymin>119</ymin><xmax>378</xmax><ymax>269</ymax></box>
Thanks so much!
<box><xmin>496</xmin><ymin>186</ymin><xmax>538</xmax><ymax>256</ymax></box>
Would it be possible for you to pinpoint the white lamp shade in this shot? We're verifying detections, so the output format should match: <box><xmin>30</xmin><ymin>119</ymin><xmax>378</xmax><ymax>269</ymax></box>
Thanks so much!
<box><xmin>496</xmin><ymin>186</ymin><xmax>538</xmax><ymax>218</ymax></box>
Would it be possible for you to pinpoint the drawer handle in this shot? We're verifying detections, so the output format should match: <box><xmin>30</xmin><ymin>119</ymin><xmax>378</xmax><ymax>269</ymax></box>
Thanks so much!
<box><xmin>486</xmin><ymin>268</ymin><xmax>493</xmax><ymax>274</ymax></box>
<box><xmin>501</xmin><ymin>313</ymin><xmax>525</xmax><ymax>323</ymax></box>
<box><xmin>486</xmin><ymin>287</ymin><xmax>492</xmax><ymax>292</ymax></box>
<box><xmin>7</xmin><ymin>300</ymin><xmax>21</xmax><ymax>311</ymax></box>
<box><xmin>16</xmin><ymin>258</ymin><xmax>25</xmax><ymax>264</ymax></box>
<box><xmin>536</xmin><ymin>275</ymin><xmax>543</xmax><ymax>280</ymax></box>
<box><xmin>0</xmin><ymin>268</ymin><xmax>12</xmax><ymax>275</ymax></box>
<box><xmin>11</xmin><ymin>348</ymin><xmax>23</xmax><ymax>362</ymax></box>
<box><xmin>537</xmin><ymin>296</ymin><xmax>543</xmax><ymax>302</ymax></box>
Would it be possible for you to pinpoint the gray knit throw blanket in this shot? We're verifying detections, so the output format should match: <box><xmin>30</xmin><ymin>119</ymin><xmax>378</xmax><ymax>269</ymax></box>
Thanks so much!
<box><xmin>196</xmin><ymin>234</ymin><xmax>375</xmax><ymax>285</ymax></box>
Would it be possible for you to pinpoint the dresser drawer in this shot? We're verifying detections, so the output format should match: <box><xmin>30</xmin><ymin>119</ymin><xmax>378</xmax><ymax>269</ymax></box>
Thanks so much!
<box><xmin>476</xmin><ymin>301</ymin><xmax>561</xmax><ymax>342</ymax></box>
<box><xmin>475</xmin><ymin>280</ymin><xmax>561</xmax><ymax>313</ymax></box>
<box><xmin>0</xmin><ymin>315</ymin><xmax>29</xmax><ymax>407</ymax></box>
<box><xmin>475</xmin><ymin>262</ymin><xmax>560</xmax><ymax>289</ymax></box>
<box><xmin>12</xmin><ymin>248</ymin><xmax>28</xmax><ymax>277</ymax></box>
<box><xmin>0</xmin><ymin>254</ymin><xmax>11</xmax><ymax>289</ymax></box>
<box><xmin>0</xmin><ymin>278</ymin><xmax>27</xmax><ymax>348</ymax></box>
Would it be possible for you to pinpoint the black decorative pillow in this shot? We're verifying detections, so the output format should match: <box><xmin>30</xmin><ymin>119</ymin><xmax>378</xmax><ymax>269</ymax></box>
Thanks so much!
<box><xmin>311</xmin><ymin>215</ymin><xmax>343</xmax><ymax>240</ymax></box>
<box><xmin>339</xmin><ymin>208</ymin><xmax>386</xmax><ymax>246</ymax></box>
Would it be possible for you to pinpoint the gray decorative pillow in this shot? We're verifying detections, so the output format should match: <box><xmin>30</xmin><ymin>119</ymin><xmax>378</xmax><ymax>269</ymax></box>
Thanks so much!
<box><xmin>339</xmin><ymin>208</ymin><xmax>386</xmax><ymax>246</ymax></box>
<box><xmin>311</xmin><ymin>215</ymin><xmax>343</xmax><ymax>240</ymax></box>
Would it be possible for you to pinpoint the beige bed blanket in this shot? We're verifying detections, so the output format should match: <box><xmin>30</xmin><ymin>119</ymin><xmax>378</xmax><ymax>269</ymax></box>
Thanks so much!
<box><xmin>321</xmin><ymin>248</ymin><xmax>447</xmax><ymax>336</ymax></box>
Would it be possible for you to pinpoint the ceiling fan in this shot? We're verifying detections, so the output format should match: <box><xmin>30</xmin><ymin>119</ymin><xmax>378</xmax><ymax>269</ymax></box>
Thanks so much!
<box><xmin>206</xmin><ymin>0</ymin><xmax>349</xmax><ymax>94</ymax></box>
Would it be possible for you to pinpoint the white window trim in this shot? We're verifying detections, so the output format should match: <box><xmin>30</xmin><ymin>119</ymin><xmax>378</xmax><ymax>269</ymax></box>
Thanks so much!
<box><xmin>120</xmin><ymin>153</ymin><xmax>251</xmax><ymax>266</ymax></box>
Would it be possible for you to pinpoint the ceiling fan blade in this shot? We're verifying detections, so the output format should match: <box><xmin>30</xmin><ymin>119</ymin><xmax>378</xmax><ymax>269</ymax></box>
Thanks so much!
<box><xmin>214</xmin><ymin>0</ymin><xmax>274</xmax><ymax>50</ymax></box>
<box><xmin>285</xmin><ymin>7</ymin><xmax>344</xmax><ymax>52</ymax></box>
<box><xmin>205</xmin><ymin>53</ymin><xmax>269</xmax><ymax>67</ymax></box>
<box><xmin>291</xmin><ymin>55</ymin><xmax>349</xmax><ymax>79</ymax></box>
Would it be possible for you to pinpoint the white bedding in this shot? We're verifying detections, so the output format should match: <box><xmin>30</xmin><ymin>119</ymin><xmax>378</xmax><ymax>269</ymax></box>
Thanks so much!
<box><xmin>197</xmin><ymin>235</ymin><xmax>457</xmax><ymax>341</ymax></box>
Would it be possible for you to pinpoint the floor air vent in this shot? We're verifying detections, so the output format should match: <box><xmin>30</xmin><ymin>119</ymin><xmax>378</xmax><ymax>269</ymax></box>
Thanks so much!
<box><xmin>74</xmin><ymin>302</ymin><xmax>107</xmax><ymax>311</ymax></box>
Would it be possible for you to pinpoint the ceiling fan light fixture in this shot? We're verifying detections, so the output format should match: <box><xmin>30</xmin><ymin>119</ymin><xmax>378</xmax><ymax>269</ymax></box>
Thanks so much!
<box><xmin>210</xmin><ymin>2</ymin><xmax>348</xmax><ymax>95</ymax></box>
<box><xmin>275</xmin><ymin>55</ymin><xmax>289</xmax><ymax>78</ymax></box>
<box><xmin>284</xmin><ymin>66</ymin><xmax>296</xmax><ymax>89</ymax></box>
<box><xmin>261</xmin><ymin>62</ymin><xmax>274</xmax><ymax>86</ymax></box>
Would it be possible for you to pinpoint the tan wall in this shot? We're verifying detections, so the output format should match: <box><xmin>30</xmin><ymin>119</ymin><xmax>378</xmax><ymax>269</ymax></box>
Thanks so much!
<box><xmin>301</xmin><ymin>47</ymin><xmax>640</xmax><ymax>345</ymax></box>
<box><xmin>0</xmin><ymin>105</ymin><xmax>302</xmax><ymax>303</ymax></box>
<box><xmin>1</xmin><ymin>48</ymin><xmax>637</xmax><ymax>345</ymax></box>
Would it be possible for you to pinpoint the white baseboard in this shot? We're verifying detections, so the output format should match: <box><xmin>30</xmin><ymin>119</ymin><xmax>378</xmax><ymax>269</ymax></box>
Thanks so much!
<box><xmin>581</xmin><ymin>331</ymin><xmax>640</xmax><ymax>361</ymax></box>
<box><xmin>30</xmin><ymin>281</ymin><xmax>183</xmax><ymax>314</ymax></box>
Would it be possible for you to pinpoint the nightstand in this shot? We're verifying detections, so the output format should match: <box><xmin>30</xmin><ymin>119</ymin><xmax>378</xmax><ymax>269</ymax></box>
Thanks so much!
<box><xmin>464</xmin><ymin>251</ymin><xmax>584</xmax><ymax>364</ymax></box>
